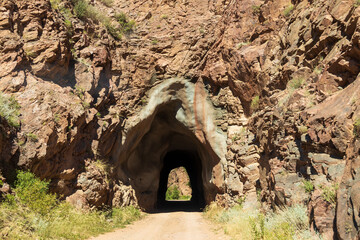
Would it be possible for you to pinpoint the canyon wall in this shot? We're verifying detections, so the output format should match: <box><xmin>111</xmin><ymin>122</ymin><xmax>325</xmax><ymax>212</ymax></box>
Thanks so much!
<box><xmin>0</xmin><ymin>0</ymin><xmax>360</xmax><ymax>238</ymax></box>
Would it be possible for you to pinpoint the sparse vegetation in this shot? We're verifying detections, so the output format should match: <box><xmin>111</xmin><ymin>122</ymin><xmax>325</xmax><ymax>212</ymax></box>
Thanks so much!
<box><xmin>204</xmin><ymin>203</ymin><xmax>316</xmax><ymax>240</ymax></box>
<box><xmin>313</xmin><ymin>65</ymin><xmax>323</xmax><ymax>75</ymax></box>
<box><xmin>252</xmin><ymin>5</ymin><xmax>261</xmax><ymax>14</ymax></box>
<box><xmin>104</xmin><ymin>19</ymin><xmax>122</xmax><ymax>39</ymax></box>
<box><xmin>320</xmin><ymin>183</ymin><xmax>338</xmax><ymax>206</ymax></box>
<box><xmin>75</xmin><ymin>85</ymin><xmax>85</xmax><ymax>100</ymax></box>
<box><xmin>74</xmin><ymin>85</ymin><xmax>91</xmax><ymax>109</ymax></box>
<box><xmin>236</xmin><ymin>41</ymin><xmax>251</xmax><ymax>49</ymax></box>
<box><xmin>115</xmin><ymin>12</ymin><xmax>136</xmax><ymax>34</ymax></box>
<box><xmin>166</xmin><ymin>185</ymin><xmax>180</xmax><ymax>200</ymax></box>
<box><xmin>161</xmin><ymin>14</ymin><xmax>169</xmax><ymax>20</ymax></box>
<box><xmin>73</xmin><ymin>0</ymin><xmax>99</xmax><ymax>21</ymax></box>
<box><xmin>354</xmin><ymin>118</ymin><xmax>360</xmax><ymax>138</ymax></box>
<box><xmin>17</xmin><ymin>140</ymin><xmax>25</xmax><ymax>146</ymax></box>
<box><xmin>151</xmin><ymin>39</ymin><xmax>159</xmax><ymax>45</ymax></box>
<box><xmin>298</xmin><ymin>125</ymin><xmax>308</xmax><ymax>134</ymax></box>
<box><xmin>26</xmin><ymin>133</ymin><xmax>38</xmax><ymax>142</ymax></box>
<box><xmin>93</xmin><ymin>159</ymin><xmax>111</xmax><ymax>175</ymax></box>
<box><xmin>302</xmin><ymin>179</ymin><xmax>314</xmax><ymax>193</ymax></box>
<box><xmin>69</xmin><ymin>0</ymin><xmax>135</xmax><ymax>39</ymax></box>
<box><xmin>355</xmin><ymin>0</ymin><xmax>360</xmax><ymax>7</ymax></box>
<box><xmin>231</xmin><ymin>127</ymin><xmax>247</xmax><ymax>141</ymax></box>
<box><xmin>179</xmin><ymin>195</ymin><xmax>191</xmax><ymax>200</ymax></box>
<box><xmin>0</xmin><ymin>171</ymin><xmax>142</xmax><ymax>239</ymax></box>
<box><xmin>25</xmin><ymin>50</ymin><xmax>38</xmax><ymax>59</ymax></box>
<box><xmin>0</xmin><ymin>92</ymin><xmax>21</xmax><ymax>128</ymax></box>
<box><xmin>103</xmin><ymin>12</ymin><xmax>136</xmax><ymax>39</ymax></box>
<box><xmin>288</xmin><ymin>77</ymin><xmax>304</xmax><ymax>90</ymax></box>
<box><xmin>283</xmin><ymin>4</ymin><xmax>294</xmax><ymax>17</ymax></box>
<box><xmin>251</xmin><ymin>95</ymin><xmax>260</xmax><ymax>111</ymax></box>
<box><xmin>54</xmin><ymin>113</ymin><xmax>61</xmax><ymax>123</ymax></box>
<box><xmin>50</xmin><ymin>0</ymin><xmax>74</xmax><ymax>34</ymax></box>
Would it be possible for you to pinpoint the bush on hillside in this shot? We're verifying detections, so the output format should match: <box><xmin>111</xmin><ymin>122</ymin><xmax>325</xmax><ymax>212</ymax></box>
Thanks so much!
<box><xmin>0</xmin><ymin>92</ymin><xmax>21</xmax><ymax>128</ymax></box>
<box><xmin>166</xmin><ymin>185</ymin><xmax>180</xmax><ymax>200</ymax></box>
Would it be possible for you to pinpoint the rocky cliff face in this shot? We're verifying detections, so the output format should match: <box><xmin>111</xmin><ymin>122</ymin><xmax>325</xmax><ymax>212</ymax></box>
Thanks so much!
<box><xmin>0</xmin><ymin>0</ymin><xmax>360</xmax><ymax>238</ymax></box>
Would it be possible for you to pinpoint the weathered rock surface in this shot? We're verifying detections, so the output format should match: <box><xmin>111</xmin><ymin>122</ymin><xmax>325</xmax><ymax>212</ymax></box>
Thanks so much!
<box><xmin>0</xmin><ymin>0</ymin><xmax>360</xmax><ymax>238</ymax></box>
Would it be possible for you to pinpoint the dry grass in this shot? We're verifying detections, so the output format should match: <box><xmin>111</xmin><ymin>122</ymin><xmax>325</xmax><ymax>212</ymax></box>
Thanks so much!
<box><xmin>0</xmin><ymin>202</ymin><xmax>142</xmax><ymax>239</ymax></box>
<box><xmin>204</xmin><ymin>203</ymin><xmax>321</xmax><ymax>240</ymax></box>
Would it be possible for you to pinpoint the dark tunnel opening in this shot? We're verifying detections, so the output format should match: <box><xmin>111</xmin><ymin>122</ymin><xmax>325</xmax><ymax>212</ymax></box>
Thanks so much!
<box><xmin>157</xmin><ymin>150</ymin><xmax>205</xmax><ymax>212</ymax></box>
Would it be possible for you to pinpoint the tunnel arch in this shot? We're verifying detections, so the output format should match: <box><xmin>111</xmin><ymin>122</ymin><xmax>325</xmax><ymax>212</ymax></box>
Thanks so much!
<box><xmin>157</xmin><ymin>150</ymin><xmax>205</xmax><ymax>209</ymax></box>
<box><xmin>112</xmin><ymin>78</ymin><xmax>227</xmax><ymax>211</ymax></box>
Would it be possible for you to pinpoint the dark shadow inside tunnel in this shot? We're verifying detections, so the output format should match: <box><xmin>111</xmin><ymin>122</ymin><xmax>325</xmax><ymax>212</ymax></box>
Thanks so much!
<box><xmin>156</xmin><ymin>150</ymin><xmax>205</xmax><ymax>212</ymax></box>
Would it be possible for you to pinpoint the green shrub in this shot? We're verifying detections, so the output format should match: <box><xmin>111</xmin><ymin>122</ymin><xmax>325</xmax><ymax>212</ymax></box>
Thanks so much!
<box><xmin>251</xmin><ymin>95</ymin><xmax>260</xmax><ymax>111</ymax></box>
<box><xmin>64</xmin><ymin>19</ymin><xmax>73</xmax><ymax>30</ymax></box>
<box><xmin>14</xmin><ymin>171</ymin><xmax>57</xmax><ymax>215</ymax></box>
<box><xmin>0</xmin><ymin>92</ymin><xmax>21</xmax><ymax>128</ymax></box>
<box><xmin>320</xmin><ymin>183</ymin><xmax>338</xmax><ymax>206</ymax></box>
<box><xmin>115</xmin><ymin>12</ymin><xmax>136</xmax><ymax>33</ymax></box>
<box><xmin>165</xmin><ymin>185</ymin><xmax>180</xmax><ymax>200</ymax></box>
<box><xmin>103</xmin><ymin>12</ymin><xmax>135</xmax><ymax>39</ymax></box>
<box><xmin>313</xmin><ymin>65</ymin><xmax>323</xmax><ymax>75</ymax></box>
<box><xmin>179</xmin><ymin>195</ymin><xmax>191</xmax><ymax>200</ymax></box>
<box><xmin>283</xmin><ymin>4</ymin><xmax>294</xmax><ymax>17</ymax></box>
<box><xmin>74</xmin><ymin>0</ymin><xmax>88</xmax><ymax>18</ymax></box>
<box><xmin>161</xmin><ymin>14</ymin><xmax>169</xmax><ymax>20</ymax></box>
<box><xmin>354</xmin><ymin>118</ymin><xmax>360</xmax><ymax>138</ymax></box>
<box><xmin>236</xmin><ymin>41</ymin><xmax>250</xmax><ymax>49</ymax></box>
<box><xmin>115</xmin><ymin>12</ymin><xmax>127</xmax><ymax>23</ymax></box>
<box><xmin>252</xmin><ymin>5</ymin><xmax>261</xmax><ymax>14</ymax></box>
<box><xmin>73</xmin><ymin>0</ymin><xmax>99</xmax><ymax>22</ymax></box>
<box><xmin>288</xmin><ymin>77</ymin><xmax>304</xmax><ymax>90</ymax></box>
<box><xmin>302</xmin><ymin>180</ymin><xmax>314</xmax><ymax>193</ymax></box>
<box><xmin>104</xmin><ymin>19</ymin><xmax>122</xmax><ymax>39</ymax></box>
<box><xmin>250</xmin><ymin>213</ymin><xmax>265</xmax><ymax>240</ymax></box>
<box><xmin>355</xmin><ymin>0</ymin><xmax>360</xmax><ymax>7</ymax></box>
<box><xmin>26</xmin><ymin>133</ymin><xmax>38</xmax><ymax>142</ymax></box>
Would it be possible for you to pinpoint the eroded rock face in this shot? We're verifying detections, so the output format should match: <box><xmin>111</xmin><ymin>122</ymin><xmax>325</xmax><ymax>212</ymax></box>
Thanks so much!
<box><xmin>0</xmin><ymin>0</ymin><xmax>360</xmax><ymax>237</ymax></box>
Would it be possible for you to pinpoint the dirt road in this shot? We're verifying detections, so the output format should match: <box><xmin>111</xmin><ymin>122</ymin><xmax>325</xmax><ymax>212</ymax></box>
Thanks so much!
<box><xmin>90</xmin><ymin>211</ymin><xmax>229</xmax><ymax>240</ymax></box>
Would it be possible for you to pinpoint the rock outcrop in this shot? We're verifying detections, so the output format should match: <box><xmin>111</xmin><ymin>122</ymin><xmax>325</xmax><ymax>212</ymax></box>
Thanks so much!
<box><xmin>0</xmin><ymin>0</ymin><xmax>360</xmax><ymax>238</ymax></box>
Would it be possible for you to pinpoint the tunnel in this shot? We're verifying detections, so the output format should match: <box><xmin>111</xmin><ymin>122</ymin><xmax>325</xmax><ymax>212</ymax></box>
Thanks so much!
<box><xmin>111</xmin><ymin>78</ymin><xmax>227</xmax><ymax>212</ymax></box>
<box><xmin>157</xmin><ymin>150</ymin><xmax>205</xmax><ymax>210</ymax></box>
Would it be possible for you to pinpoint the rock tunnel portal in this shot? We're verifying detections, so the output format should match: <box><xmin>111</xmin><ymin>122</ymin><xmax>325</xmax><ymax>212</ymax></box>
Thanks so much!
<box><xmin>112</xmin><ymin>79</ymin><xmax>227</xmax><ymax>211</ymax></box>
<box><xmin>157</xmin><ymin>150</ymin><xmax>205</xmax><ymax>210</ymax></box>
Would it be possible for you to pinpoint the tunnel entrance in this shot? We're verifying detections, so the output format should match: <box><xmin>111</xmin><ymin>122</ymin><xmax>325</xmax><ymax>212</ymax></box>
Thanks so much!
<box><xmin>157</xmin><ymin>150</ymin><xmax>205</xmax><ymax>211</ymax></box>
<box><xmin>112</xmin><ymin>79</ymin><xmax>227</xmax><ymax>212</ymax></box>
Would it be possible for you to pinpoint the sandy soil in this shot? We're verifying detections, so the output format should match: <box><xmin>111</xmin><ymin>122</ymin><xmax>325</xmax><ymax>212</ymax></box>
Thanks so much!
<box><xmin>89</xmin><ymin>211</ymin><xmax>229</xmax><ymax>240</ymax></box>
